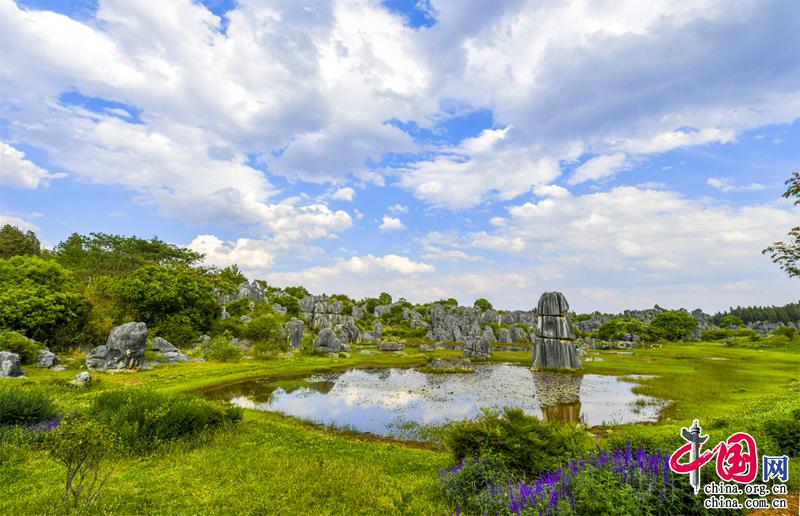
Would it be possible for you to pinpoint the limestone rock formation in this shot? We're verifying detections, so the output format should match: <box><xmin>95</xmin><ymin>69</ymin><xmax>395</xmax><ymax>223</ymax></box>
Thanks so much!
<box><xmin>70</xmin><ymin>371</ymin><xmax>91</xmax><ymax>385</ymax></box>
<box><xmin>86</xmin><ymin>322</ymin><xmax>147</xmax><ymax>370</ymax></box>
<box><xmin>285</xmin><ymin>318</ymin><xmax>306</xmax><ymax>349</ymax></box>
<box><xmin>0</xmin><ymin>352</ymin><xmax>24</xmax><ymax>377</ymax></box>
<box><xmin>36</xmin><ymin>348</ymin><xmax>61</xmax><ymax>368</ymax></box>
<box><xmin>533</xmin><ymin>292</ymin><xmax>581</xmax><ymax>369</ymax></box>
<box><xmin>377</xmin><ymin>340</ymin><xmax>404</xmax><ymax>351</ymax></box>
<box><xmin>463</xmin><ymin>326</ymin><xmax>494</xmax><ymax>358</ymax></box>
<box><xmin>314</xmin><ymin>328</ymin><xmax>343</xmax><ymax>353</ymax></box>
<box><xmin>149</xmin><ymin>337</ymin><xmax>179</xmax><ymax>354</ymax></box>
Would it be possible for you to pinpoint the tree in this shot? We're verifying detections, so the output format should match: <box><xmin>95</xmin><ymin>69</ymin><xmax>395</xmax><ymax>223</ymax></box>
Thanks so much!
<box><xmin>53</xmin><ymin>232</ymin><xmax>203</xmax><ymax>283</ymax></box>
<box><xmin>648</xmin><ymin>311</ymin><xmax>698</xmax><ymax>341</ymax></box>
<box><xmin>115</xmin><ymin>264</ymin><xmax>218</xmax><ymax>341</ymax></box>
<box><xmin>378</xmin><ymin>292</ymin><xmax>393</xmax><ymax>305</ymax></box>
<box><xmin>0</xmin><ymin>256</ymin><xmax>88</xmax><ymax>347</ymax></box>
<box><xmin>763</xmin><ymin>172</ymin><xmax>800</xmax><ymax>278</ymax></box>
<box><xmin>0</xmin><ymin>224</ymin><xmax>40</xmax><ymax>258</ymax></box>
<box><xmin>720</xmin><ymin>315</ymin><xmax>744</xmax><ymax>328</ymax></box>
<box><xmin>473</xmin><ymin>298</ymin><xmax>493</xmax><ymax>311</ymax></box>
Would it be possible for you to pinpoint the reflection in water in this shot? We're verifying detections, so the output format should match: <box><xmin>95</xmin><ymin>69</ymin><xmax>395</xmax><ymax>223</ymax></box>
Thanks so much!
<box><xmin>203</xmin><ymin>364</ymin><xmax>661</xmax><ymax>438</ymax></box>
<box><xmin>542</xmin><ymin>401</ymin><xmax>582</xmax><ymax>424</ymax></box>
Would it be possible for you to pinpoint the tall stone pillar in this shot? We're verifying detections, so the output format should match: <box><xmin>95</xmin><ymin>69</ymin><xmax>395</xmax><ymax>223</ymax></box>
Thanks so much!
<box><xmin>533</xmin><ymin>292</ymin><xmax>582</xmax><ymax>369</ymax></box>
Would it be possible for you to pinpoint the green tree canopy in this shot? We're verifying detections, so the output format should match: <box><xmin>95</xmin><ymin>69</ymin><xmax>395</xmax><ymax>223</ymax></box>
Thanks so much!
<box><xmin>0</xmin><ymin>255</ymin><xmax>88</xmax><ymax>346</ymax></box>
<box><xmin>720</xmin><ymin>314</ymin><xmax>745</xmax><ymax>328</ymax></box>
<box><xmin>473</xmin><ymin>298</ymin><xmax>493</xmax><ymax>311</ymax></box>
<box><xmin>53</xmin><ymin>232</ymin><xmax>203</xmax><ymax>283</ymax></box>
<box><xmin>648</xmin><ymin>311</ymin><xmax>698</xmax><ymax>341</ymax></box>
<box><xmin>763</xmin><ymin>172</ymin><xmax>800</xmax><ymax>278</ymax></box>
<box><xmin>0</xmin><ymin>224</ymin><xmax>40</xmax><ymax>258</ymax></box>
<box><xmin>115</xmin><ymin>264</ymin><xmax>218</xmax><ymax>337</ymax></box>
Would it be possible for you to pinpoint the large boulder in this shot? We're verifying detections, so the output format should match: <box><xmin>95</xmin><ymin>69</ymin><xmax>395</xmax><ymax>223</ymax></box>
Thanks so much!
<box><xmin>0</xmin><ymin>352</ymin><xmax>24</xmax><ymax>377</ymax></box>
<box><xmin>36</xmin><ymin>348</ymin><xmax>61</xmax><ymax>368</ymax></box>
<box><xmin>285</xmin><ymin>318</ymin><xmax>306</xmax><ymax>349</ymax></box>
<box><xmin>377</xmin><ymin>340</ymin><xmax>404</xmax><ymax>351</ymax></box>
<box><xmin>86</xmin><ymin>322</ymin><xmax>147</xmax><ymax>370</ymax></box>
<box><xmin>497</xmin><ymin>328</ymin><xmax>512</xmax><ymax>343</ymax></box>
<box><xmin>314</xmin><ymin>328</ymin><xmax>343</xmax><ymax>353</ymax></box>
<box><xmin>463</xmin><ymin>326</ymin><xmax>494</xmax><ymax>358</ymax></box>
<box><xmin>533</xmin><ymin>292</ymin><xmax>581</xmax><ymax>369</ymax></box>
<box><xmin>148</xmin><ymin>337</ymin><xmax>179</xmax><ymax>354</ymax></box>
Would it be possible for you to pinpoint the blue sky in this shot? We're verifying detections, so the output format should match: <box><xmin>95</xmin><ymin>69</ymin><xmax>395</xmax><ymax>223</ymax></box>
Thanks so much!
<box><xmin>1</xmin><ymin>0</ymin><xmax>798</xmax><ymax>312</ymax></box>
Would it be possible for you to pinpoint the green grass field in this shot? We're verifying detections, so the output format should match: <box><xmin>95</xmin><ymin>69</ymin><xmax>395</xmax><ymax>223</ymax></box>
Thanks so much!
<box><xmin>1</xmin><ymin>337</ymin><xmax>798</xmax><ymax>514</ymax></box>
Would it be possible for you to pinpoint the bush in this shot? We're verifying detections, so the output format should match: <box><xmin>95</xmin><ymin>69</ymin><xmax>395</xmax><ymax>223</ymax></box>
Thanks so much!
<box><xmin>648</xmin><ymin>311</ymin><xmax>698</xmax><ymax>341</ymax></box>
<box><xmin>445</xmin><ymin>408</ymin><xmax>593</xmax><ymax>478</ymax></box>
<box><xmin>225</xmin><ymin>298</ymin><xmax>250</xmax><ymax>318</ymax></box>
<box><xmin>0</xmin><ymin>330</ymin><xmax>42</xmax><ymax>365</ymax></box>
<box><xmin>273</xmin><ymin>295</ymin><xmax>301</xmax><ymax>317</ymax></box>
<box><xmin>252</xmin><ymin>338</ymin><xmax>289</xmax><ymax>359</ymax></box>
<box><xmin>153</xmin><ymin>313</ymin><xmax>200</xmax><ymax>347</ymax></box>
<box><xmin>773</xmin><ymin>325</ymin><xmax>798</xmax><ymax>339</ymax></box>
<box><xmin>440</xmin><ymin>455</ymin><xmax>512</xmax><ymax>515</ymax></box>
<box><xmin>720</xmin><ymin>314</ymin><xmax>745</xmax><ymax>328</ymax></box>
<box><xmin>764</xmin><ymin>409</ymin><xmax>800</xmax><ymax>457</ymax></box>
<box><xmin>283</xmin><ymin>286</ymin><xmax>309</xmax><ymax>299</ymax></box>
<box><xmin>203</xmin><ymin>334</ymin><xmax>242</xmax><ymax>362</ymax></box>
<box><xmin>473</xmin><ymin>298</ymin><xmax>493</xmax><ymax>311</ymax></box>
<box><xmin>596</xmin><ymin>318</ymin><xmax>649</xmax><ymax>341</ymax></box>
<box><xmin>47</xmin><ymin>417</ymin><xmax>117</xmax><ymax>514</ymax></box>
<box><xmin>0</xmin><ymin>387</ymin><xmax>60</xmax><ymax>426</ymax></box>
<box><xmin>243</xmin><ymin>313</ymin><xmax>282</xmax><ymax>343</ymax></box>
<box><xmin>211</xmin><ymin>317</ymin><xmax>245</xmax><ymax>338</ymax></box>
<box><xmin>89</xmin><ymin>388</ymin><xmax>242</xmax><ymax>453</ymax></box>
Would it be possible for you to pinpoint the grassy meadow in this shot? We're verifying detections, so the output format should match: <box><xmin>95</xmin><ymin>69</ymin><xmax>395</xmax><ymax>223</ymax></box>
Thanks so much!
<box><xmin>1</xmin><ymin>334</ymin><xmax>798</xmax><ymax>514</ymax></box>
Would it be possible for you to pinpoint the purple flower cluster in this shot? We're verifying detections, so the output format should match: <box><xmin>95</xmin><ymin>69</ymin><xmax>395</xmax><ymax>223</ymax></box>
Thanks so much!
<box><xmin>27</xmin><ymin>416</ymin><xmax>62</xmax><ymax>433</ymax></box>
<box><xmin>507</xmin><ymin>442</ymin><xmax>670</xmax><ymax>514</ymax></box>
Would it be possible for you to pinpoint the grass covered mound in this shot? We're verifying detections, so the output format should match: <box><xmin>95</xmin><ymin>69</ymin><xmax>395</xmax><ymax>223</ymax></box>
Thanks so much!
<box><xmin>89</xmin><ymin>388</ymin><xmax>242</xmax><ymax>453</ymax></box>
<box><xmin>0</xmin><ymin>386</ymin><xmax>60</xmax><ymax>427</ymax></box>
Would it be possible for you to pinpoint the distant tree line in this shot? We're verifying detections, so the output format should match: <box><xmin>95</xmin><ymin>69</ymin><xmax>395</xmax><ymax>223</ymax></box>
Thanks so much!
<box><xmin>712</xmin><ymin>302</ymin><xmax>800</xmax><ymax>325</ymax></box>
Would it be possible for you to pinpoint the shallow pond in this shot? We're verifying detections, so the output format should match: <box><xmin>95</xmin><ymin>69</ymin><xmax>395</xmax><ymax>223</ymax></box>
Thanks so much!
<box><xmin>203</xmin><ymin>364</ymin><xmax>661</xmax><ymax>438</ymax></box>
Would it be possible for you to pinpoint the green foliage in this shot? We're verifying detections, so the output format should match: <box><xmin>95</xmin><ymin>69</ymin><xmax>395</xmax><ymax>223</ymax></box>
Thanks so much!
<box><xmin>764</xmin><ymin>409</ymin><xmax>800</xmax><ymax>457</ymax></box>
<box><xmin>53</xmin><ymin>232</ymin><xmax>203</xmax><ymax>283</ymax></box>
<box><xmin>211</xmin><ymin>317</ymin><xmax>245</xmax><ymax>338</ymax></box>
<box><xmin>378</xmin><ymin>292</ymin><xmax>392</xmax><ymax>305</ymax></box>
<box><xmin>773</xmin><ymin>325</ymin><xmax>798</xmax><ymax>339</ymax></box>
<box><xmin>763</xmin><ymin>172</ymin><xmax>800</xmax><ymax>278</ymax></box>
<box><xmin>0</xmin><ymin>224</ymin><xmax>40</xmax><ymax>258</ymax></box>
<box><xmin>720</xmin><ymin>314</ymin><xmax>745</xmax><ymax>327</ymax></box>
<box><xmin>713</xmin><ymin>302</ymin><xmax>800</xmax><ymax>325</ymax></box>
<box><xmin>0</xmin><ymin>330</ymin><xmax>42</xmax><ymax>365</ymax></box>
<box><xmin>0</xmin><ymin>255</ymin><xmax>89</xmax><ymax>347</ymax></box>
<box><xmin>444</xmin><ymin>408</ymin><xmax>593</xmax><ymax>478</ymax></box>
<box><xmin>473</xmin><ymin>298</ymin><xmax>493</xmax><ymax>311</ymax></box>
<box><xmin>566</xmin><ymin>466</ymin><xmax>642</xmax><ymax>515</ymax></box>
<box><xmin>116</xmin><ymin>264</ymin><xmax>218</xmax><ymax>334</ymax></box>
<box><xmin>243</xmin><ymin>314</ymin><xmax>282</xmax><ymax>343</ymax></box>
<box><xmin>297</xmin><ymin>332</ymin><xmax>317</xmax><ymax>355</ymax></box>
<box><xmin>273</xmin><ymin>295</ymin><xmax>301</xmax><ymax>317</ymax></box>
<box><xmin>209</xmin><ymin>265</ymin><xmax>246</xmax><ymax>295</ymax></box>
<box><xmin>440</xmin><ymin>455</ymin><xmax>512</xmax><ymax>515</ymax></box>
<box><xmin>89</xmin><ymin>388</ymin><xmax>242</xmax><ymax>453</ymax></box>
<box><xmin>283</xmin><ymin>286</ymin><xmax>309</xmax><ymax>299</ymax></box>
<box><xmin>648</xmin><ymin>311</ymin><xmax>698</xmax><ymax>341</ymax></box>
<box><xmin>252</xmin><ymin>338</ymin><xmax>289</xmax><ymax>359</ymax></box>
<box><xmin>380</xmin><ymin>304</ymin><xmax>405</xmax><ymax>326</ymax></box>
<box><xmin>152</xmin><ymin>313</ymin><xmax>200</xmax><ymax>347</ymax></box>
<box><xmin>202</xmin><ymin>335</ymin><xmax>242</xmax><ymax>362</ymax></box>
<box><xmin>701</xmin><ymin>327</ymin><xmax>759</xmax><ymax>341</ymax></box>
<box><xmin>331</xmin><ymin>294</ymin><xmax>353</xmax><ymax>315</ymax></box>
<box><xmin>0</xmin><ymin>387</ymin><xmax>60</xmax><ymax>426</ymax></box>
<box><xmin>225</xmin><ymin>298</ymin><xmax>251</xmax><ymax>318</ymax></box>
<box><xmin>47</xmin><ymin>418</ymin><xmax>117</xmax><ymax>515</ymax></box>
<box><xmin>595</xmin><ymin>318</ymin><xmax>649</xmax><ymax>341</ymax></box>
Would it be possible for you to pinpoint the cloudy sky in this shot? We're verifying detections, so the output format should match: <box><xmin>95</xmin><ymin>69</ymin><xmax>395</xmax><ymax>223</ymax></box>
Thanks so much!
<box><xmin>1</xmin><ymin>0</ymin><xmax>798</xmax><ymax>312</ymax></box>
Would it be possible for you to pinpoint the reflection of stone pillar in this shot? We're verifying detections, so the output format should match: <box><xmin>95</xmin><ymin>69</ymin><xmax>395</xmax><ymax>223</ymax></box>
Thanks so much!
<box><xmin>541</xmin><ymin>400</ymin><xmax>582</xmax><ymax>424</ymax></box>
<box><xmin>531</xmin><ymin>371</ymin><xmax>583</xmax><ymax>407</ymax></box>
<box><xmin>533</xmin><ymin>292</ymin><xmax>582</xmax><ymax>369</ymax></box>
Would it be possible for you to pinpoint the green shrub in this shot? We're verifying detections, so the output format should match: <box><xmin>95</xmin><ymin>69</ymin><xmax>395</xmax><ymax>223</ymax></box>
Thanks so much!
<box><xmin>273</xmin><ymin>295</ymin><xmax>301</xmax><ymax>317</ymax></box>
<box><xmin>440</xmin><ymin>455</ymin><xmax>512</xmax><ymax>515</ymax></box>
<box><xmin>773</xmin><ymin>325</ymin><xmax>798</xmax><ymax>339</ymax></box>
<box><xmin>720</xmin><ymin>314</ymin><xmax>745</xmax><ymax>328</ymax></box>
<box><xmin>203</xmin><ymin>334</ymin><xmax>242</xmax><ymax>361</ymax></box>
<box><xmin>0</xmin><ymin>387</ymin><xmax>60</xmax><ymax>426</ymax></box>
<box><xmin>225</xmin><ymin>298</ymin><xmax>251</xmax><ymax>318</ymax></box>
<box><xmin>567</xmin><ymin>465</ymin><xmax>642</xmax><ymax>515</ymax></box>
<box><xmin>243</xmin><ymin>313</ymin><xmax>282</xmax><ymax>342</ymax></box>
<box><xmin>444</xmin><ymin>408</ymin><xmax>593</xmax><ymax>478</ymax></box>
<box><xmin>473</xmin><ymin>298</ymin><xmax>493</xmax><ymax>311</ymax></box>
<box><xmin>283</xmin><ymin>286</ymin><xmax>309</xmax><ymax>299</ymax></box>
<box><xmin>47</xmin><ymin>417</ymin><xmax>117</xmax><ymax>514</ymax></box>
<box><xmin>298</xmin><ymin>333</ymin><xmax>318</xmax><ymax>355</ymax></box>
<box><xmin>596</xmin><ymin>318</ymin><xmax>649</xmax><ymax>341</ymax></box>
<box><xmin>648</xmin><ymin>311</ymin><xmax>698</xmax><ymax>341</ymax></box>
<box><xmin>211</xmin><ymin>317</ymin><xmax>244</xmax><ymax>338</ymax></box>
<box><xmin>0</xmin><ymin>330</ymin><xmax>42</xmax><ymax>364</ymax></box>
<box><xmin>764</xmin><ymin>409</ymin><xmax>800</xmax><ymax>457</ymax></box>
<box><xmin>152</xmin><ymin>313</ymin><xmax>200</xmax><ymax>347</ymax></box>
<box><xmin>252</xmin><ymin>338</ymin><xmax>289</xmax><ymax>359</ymax></box>
<box><xmin>89</xmin><ymin>388</ymin><xmax>242</xmax><ymax>453</ymax></box>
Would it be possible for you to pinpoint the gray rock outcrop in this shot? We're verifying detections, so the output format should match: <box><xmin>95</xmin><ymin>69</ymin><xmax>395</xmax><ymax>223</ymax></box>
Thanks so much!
<box><xmin>0</xmin><ymin>352</ymin><xmax>24</xmax><ymax>377</ymax></box>
<box><xmin>314</xmin><ymin>327</ymin><xmax>343</xmax><ymax>353</ymax></box>
<box><xmin>70</xmin><ymin>371</ymin><xmax>91</xmax><ymax>385</ymax></box>
<box><xmin>36</xmin><ymin>348</ymin><xmax>61</xmax><ymax>368</ymax></box>
<box><xmin>497</xmin><ymin>328</ymin><xmax>512</xmax><ymax>343</ymax></box>
<box><xmin>86</xmin><ymin>322</ymin><xmax>147</xmax><ymax>370</ymax></box>
<box><xmin>285</xmin><ymin>318</ymin><xmax>306</xmax><ymax>348</ymax></box>
<box><xmin>533</xmin><ymin>292</ymin><xmax>581</xmax><ymax>369</ymax></box>
<box><xmin>149</xmin><ymin>337</ymin><xmax>179</xmax><ymax>354</ymax></box>
<box><xmin>377</xmin><ymin>340</ymin><xmax>404</xmax><ymax>351</ymax></box>
<box><xmin>463</xmin><ymin>326</ymin><xmax>494</xmax><ymax>358</ymax></box>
